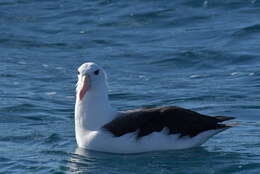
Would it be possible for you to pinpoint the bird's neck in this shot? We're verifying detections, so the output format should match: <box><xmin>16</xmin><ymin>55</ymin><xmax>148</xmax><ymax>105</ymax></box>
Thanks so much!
<box><xmin>75</xmin><ymin>88</ymin><xmax>115</xmax><ymax>133</ymax></box>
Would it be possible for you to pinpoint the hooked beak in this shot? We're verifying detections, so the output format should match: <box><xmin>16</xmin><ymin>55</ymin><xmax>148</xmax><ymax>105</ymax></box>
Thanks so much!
<box><xmin>79</xmin><ymin>74</ymin><xmax>90</xmax><ymax>101</ymax></box>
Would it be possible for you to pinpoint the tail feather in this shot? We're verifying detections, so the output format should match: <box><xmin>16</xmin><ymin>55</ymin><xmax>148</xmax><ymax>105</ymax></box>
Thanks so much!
<box><xmin>224</xmin><ymin>123</ymin><xmax>240</xmax><ymax>127</ymax></box>
<box><xmin>217</xmin><ymin>123</ymin><xmax>239</xmax><ymax>130</ymax></box>
<box><xmin>215</xmin><ymin>115</ymin><xmax>238</xmax><ymax>130</ymax></box>
<box><xmin>215</xmin><ymin>116</ymin><xmax>235</xmax><ymax>122</ymax></box>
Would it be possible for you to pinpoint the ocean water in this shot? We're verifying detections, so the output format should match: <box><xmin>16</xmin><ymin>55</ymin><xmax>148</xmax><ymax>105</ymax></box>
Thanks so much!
<box><xmin>1</xmin><ymin>0</ymin><xmax>260</xmax><ymax>173</ymax></box>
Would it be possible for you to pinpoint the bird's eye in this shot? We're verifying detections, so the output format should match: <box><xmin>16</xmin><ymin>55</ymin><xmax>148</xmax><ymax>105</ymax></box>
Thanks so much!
<box><xmin>77</xmin><ymin>70</ymin><xmax>80</xmax><ymax>75</ymax></box>
<box><xmin>94</xmin><ymin>70</ymin><xmax>99</xmax><ymax>75</ymax></box>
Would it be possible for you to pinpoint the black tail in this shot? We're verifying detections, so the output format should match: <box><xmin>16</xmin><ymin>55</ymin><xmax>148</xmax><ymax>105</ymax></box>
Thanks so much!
<box><xmin>215</xmin><ymin>116</ymin><xmax>235</xmax><ymax>122</ymax></box>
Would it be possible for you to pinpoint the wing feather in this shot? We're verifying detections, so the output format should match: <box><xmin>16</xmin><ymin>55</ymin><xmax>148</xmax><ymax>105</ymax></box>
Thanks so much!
<box><xmin>102</xmin><ymin>106</ymin><xmax>235</xmax><ymax>139</ymax></box>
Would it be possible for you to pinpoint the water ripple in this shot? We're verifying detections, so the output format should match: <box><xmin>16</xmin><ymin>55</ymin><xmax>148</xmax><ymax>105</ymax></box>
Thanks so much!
<box><xmin>1</xmin><ymin>0</ymin><xmax>260</xmax><ymax>173</ymax></box>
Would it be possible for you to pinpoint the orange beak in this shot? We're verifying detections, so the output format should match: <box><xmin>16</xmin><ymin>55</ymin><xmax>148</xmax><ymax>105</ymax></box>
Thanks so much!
<box><xmin>79</xmin><ymin>75</ymin><xmax>89</xmax><ymax>101</ymax></box>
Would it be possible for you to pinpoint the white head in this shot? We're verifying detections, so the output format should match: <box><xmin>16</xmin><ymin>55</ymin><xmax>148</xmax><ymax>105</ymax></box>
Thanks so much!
<box><xmin>76</xmin><ymin>62</ymin><xmax>107</xmax><ymax>101</ymax></box>
<box><xmin>75</xmin><ymin>62</ymin><xmax>114</xmax><ymax>133</ymax></box>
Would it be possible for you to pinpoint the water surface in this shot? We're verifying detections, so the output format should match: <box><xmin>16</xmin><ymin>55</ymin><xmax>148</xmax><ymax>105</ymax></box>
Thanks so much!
<box><xmin>1</xmin><ymin>0</ymin><xmax>260</xmax><ymax>173</ymax></box>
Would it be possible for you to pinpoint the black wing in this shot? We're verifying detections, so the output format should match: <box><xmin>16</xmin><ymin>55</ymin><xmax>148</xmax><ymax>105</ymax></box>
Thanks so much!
<box><xmin>102</xmin><ymin>106</ymin><xmax>234</xmax><ymax>139</ymax></box>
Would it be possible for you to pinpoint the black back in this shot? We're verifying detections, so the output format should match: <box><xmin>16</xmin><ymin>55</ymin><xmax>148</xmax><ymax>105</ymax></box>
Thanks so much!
<box><xmin>102</xmin><ymin>106</ymin><xmax>234</xmax><ymax>139</ymax></box>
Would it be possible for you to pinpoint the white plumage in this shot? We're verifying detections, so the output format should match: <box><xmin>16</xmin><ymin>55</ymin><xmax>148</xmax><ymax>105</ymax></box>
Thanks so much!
<box><xmin>75</xmin><ymin>62</ymin><xmax>234</xmax><ymax>154</ymax></box>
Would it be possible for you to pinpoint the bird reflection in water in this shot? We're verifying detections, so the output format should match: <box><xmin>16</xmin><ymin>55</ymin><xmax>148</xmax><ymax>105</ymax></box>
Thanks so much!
<box><xmin>68</xmin><ymin>148</ymin><xmax>98</xmax><ymax>173</ymax></box>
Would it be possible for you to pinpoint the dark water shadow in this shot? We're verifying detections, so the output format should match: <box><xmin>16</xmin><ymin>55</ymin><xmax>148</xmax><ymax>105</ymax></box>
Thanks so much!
<box><xmin>67</xmin><ymin>147</ymin><xmax>243</xmax><ymax>174</ymax></box>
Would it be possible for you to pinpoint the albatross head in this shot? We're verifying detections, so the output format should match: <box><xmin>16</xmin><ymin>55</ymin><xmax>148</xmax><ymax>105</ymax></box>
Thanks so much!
<box><xmin>76</xmin><ymin>62</ymin><xmax>107</xmax><ymax>101</ymax></box>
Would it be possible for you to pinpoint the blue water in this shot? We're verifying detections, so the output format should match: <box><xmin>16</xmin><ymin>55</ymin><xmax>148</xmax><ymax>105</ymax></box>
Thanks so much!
<box><xmin>1</xmin><ymin>0</ymin><xmax>260</xmax><ymax>173</ymax></box>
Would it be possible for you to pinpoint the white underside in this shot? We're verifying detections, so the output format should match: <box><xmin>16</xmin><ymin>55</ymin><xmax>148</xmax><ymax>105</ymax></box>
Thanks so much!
<box><xmin>76</xmin><ymin>128</ymin><xmax>226</xmax><ymax>154</ymax></box>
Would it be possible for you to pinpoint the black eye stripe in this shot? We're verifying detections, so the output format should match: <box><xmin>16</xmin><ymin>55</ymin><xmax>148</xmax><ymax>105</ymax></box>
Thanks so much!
<box><xmin>94</xmin><ymin>70</ymin><xmax>99</xmax><ymax>75</ymax></box>
<box><xmin>77</xmin><ymin>70</ymin><xmax>80</xmax><ymax>75</ymax></box>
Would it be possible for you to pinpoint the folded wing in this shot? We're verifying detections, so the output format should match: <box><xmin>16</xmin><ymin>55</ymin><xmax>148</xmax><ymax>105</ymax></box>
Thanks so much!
<box><xmin>102</xmin><ymin>106</ymin><xmax>235</xmax><ymax>139</ymax></box>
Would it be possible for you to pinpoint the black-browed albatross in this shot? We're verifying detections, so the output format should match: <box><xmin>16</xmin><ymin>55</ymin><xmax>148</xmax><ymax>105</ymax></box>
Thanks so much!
<box><xmin>75</xmin><ymin>62</ymin><xmax>237</xmax><ymax>153</ymax></box>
